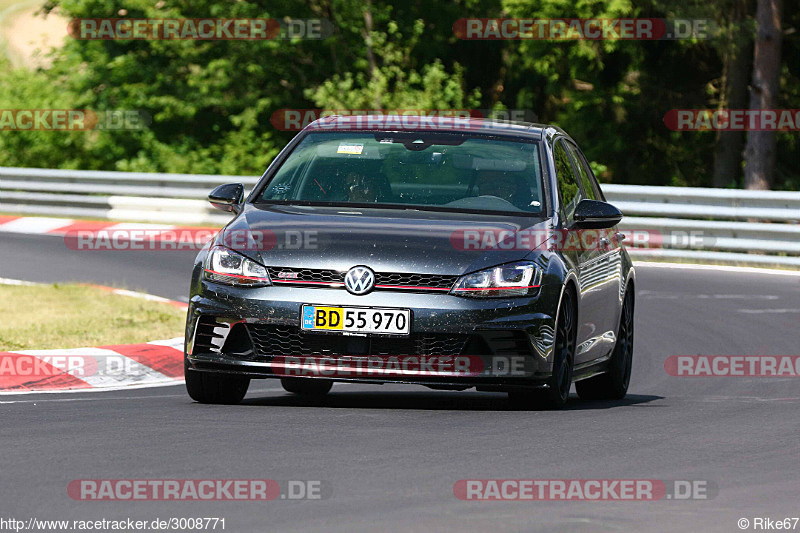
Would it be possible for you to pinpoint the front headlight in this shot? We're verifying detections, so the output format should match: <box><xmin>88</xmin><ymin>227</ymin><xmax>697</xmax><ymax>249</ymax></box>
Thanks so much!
<box><xmin>451</xmin><ymin>261</ymin><xmax>542</xmax><ymax>298</ymax></box>
<box><xmin>203</xmin><ymin>245</ymin><xmax>271</xmax><ymax>286</ymax></box>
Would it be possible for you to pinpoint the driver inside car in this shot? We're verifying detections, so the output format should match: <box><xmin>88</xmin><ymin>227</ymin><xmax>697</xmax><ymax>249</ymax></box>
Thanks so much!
<box><xmin>476</xmin><ymin>170</ymin><xmax>532</xmax><ymax>207</ymax></box>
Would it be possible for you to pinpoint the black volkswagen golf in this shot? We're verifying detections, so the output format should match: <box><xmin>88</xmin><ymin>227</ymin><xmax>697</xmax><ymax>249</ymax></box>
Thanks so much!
<box><xmin>184</xmin><ymin>115</ymin><xmax>635</xmax><ymax>409</ymax></box>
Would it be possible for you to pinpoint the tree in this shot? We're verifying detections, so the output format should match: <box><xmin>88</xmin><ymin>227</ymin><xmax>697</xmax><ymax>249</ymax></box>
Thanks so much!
<box><xmin>712</xmin><ymin>0</ymin><xmax>753</xmax><ymax>188</ymax></box>
<box><xmin>1</xmin><ymin>0</ymin><xmax>797</xmax><ymax>189</ymax></box>
<box><xmin>743</xmin><ymin>0</ymin><xmax>783</xmax><ymax>190</ymax></box>
<box><xmin>306</xmin><ymin>20</ymin><xmax>481</xmax><ymax>110</ymax></box>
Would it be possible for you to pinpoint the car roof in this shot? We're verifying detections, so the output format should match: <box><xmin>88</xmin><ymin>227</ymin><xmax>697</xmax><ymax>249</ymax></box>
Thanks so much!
<box><xmin>302</xmin><ymin>114</ymin><xmax>571</xmax><ymax>142</ymax></box>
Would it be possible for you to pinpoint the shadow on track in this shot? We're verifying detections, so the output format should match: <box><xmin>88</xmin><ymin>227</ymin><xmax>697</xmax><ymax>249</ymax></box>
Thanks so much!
<box><xmin>237</xmin><ymin>390</ymin><xmax>663</xmax><ymax>411</ymax></box>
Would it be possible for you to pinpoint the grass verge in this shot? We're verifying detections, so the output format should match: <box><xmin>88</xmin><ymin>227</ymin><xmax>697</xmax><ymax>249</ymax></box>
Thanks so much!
<box><xmin>0</xmin><ymin>283</ymin><xmax>186</xmax><ymax>351</ymax></box>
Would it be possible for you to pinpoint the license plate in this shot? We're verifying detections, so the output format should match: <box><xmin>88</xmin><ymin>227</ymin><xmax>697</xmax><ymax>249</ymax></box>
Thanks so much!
<box><xmin>301</xmin><ymin>305</ymin><xmax>411</xmax><ymax>335</ymax></box>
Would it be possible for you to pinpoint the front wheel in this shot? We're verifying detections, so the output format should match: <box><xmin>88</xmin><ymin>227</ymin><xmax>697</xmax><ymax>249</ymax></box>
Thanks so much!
<box><xmin>509</xmin><ymin>289</ymin><xmax>576</xmax><ymax>410</ymax></box>
<box><xmin>185</xmin><ymin>360</ymin><xmax>250</xmax><ymax>404</ymax></box>
<box><xmin>576</xmin><ymin>288</ymin><xmax>634</xmax><ymax>401</ymax></box>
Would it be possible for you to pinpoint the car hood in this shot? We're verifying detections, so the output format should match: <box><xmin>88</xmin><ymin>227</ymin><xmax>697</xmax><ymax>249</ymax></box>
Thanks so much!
<box><xmin>219</xmin><ymin>203</ymin><xmax>550</xmax><ymax>275</ymax></box>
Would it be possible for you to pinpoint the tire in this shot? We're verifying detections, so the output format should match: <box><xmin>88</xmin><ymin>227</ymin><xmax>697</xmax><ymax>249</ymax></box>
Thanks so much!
<box><xmin>509</xmin><ymin>288</ymin><xmax>577</xmax><ymax>410</ymax></box>
<box><xmin>184</xmin><ymin>360</ymin><xmax>250</xmax><ymax>404</ymax></box>
<box><xmin>576</xmin><ymin>288</ymin><xmax>634</xmax><ymax>401</ymax></box>
<box><xmin>280</xmin><ymin>377</ymin><xmax>333</xmax><ymax>396</ymax></box>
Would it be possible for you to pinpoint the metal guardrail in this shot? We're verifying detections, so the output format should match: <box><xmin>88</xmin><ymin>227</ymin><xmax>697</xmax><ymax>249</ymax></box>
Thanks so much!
<box><xmin>0</xmin><ymin>167</ymin><xmax>259</xmax><ymax>225</ymax></box>
<box><xmin>602</xmin><ymin>184</ymin><xmax>800</xmax><ymax>267</ymax></box>
<box><xmin>603</xmin><ymin>184</ymin><xmax>800</xmax><ymax>221</ymax></box>
<box><xmin>1</xmin><ymin>166</ymin><xmax>799</xmax><ymax>267</ymax></box>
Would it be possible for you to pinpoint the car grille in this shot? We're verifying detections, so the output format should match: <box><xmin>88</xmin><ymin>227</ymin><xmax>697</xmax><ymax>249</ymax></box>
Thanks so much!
<box><xmin>375</xmin><ymin>272</ymin><xmax>456</xmax><ymax>290</ymax></box>
<box><xmin>246</xmin><ymin>324</ymin><xmax>469</xmax><ymax>358</ymax></box>
<box><xmin>266</xmin><ymin>267</ymin><xmax>457</xmax><ymax>292</ymax></box>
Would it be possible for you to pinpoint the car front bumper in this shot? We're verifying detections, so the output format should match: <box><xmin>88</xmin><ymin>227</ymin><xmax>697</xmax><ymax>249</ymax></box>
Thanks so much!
<box><xmin>185</xmin><ymin>274</ymin><xmax>560</xmax><ymax>390</ymax></box>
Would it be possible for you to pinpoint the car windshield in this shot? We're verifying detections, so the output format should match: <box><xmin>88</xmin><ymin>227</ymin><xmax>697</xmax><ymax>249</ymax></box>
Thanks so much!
<box><xmin>257</xmin><ymin>132</ymin><xmax>544</xmax><ymax>215</ymax></box>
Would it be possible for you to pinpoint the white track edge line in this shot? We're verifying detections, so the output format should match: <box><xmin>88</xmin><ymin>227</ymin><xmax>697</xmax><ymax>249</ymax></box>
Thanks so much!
<box><xmin>633</xmin><ymin>261</ymin><xmax>800</xmax><ymax>277</ymax></box>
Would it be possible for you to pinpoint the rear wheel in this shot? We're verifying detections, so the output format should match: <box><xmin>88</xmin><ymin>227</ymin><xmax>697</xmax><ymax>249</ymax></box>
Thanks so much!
<box><xmin>184</xmin><ymin>360</ymin><xmax>250</xmax><ymax>404</ymax></box>
<box><xmin>576</xmin><ymin>288</ymin><xmax>634</xmax><ymax>401</ymax></box>
<box><xmin>280</xmin><ymin>377</ymin><xmax>333</xmax><ymax>396</ymax></box>
<box><xmin>509</xmin><ymin>289</ymin><xmax>576</xmax><ymax>410</ymax></box>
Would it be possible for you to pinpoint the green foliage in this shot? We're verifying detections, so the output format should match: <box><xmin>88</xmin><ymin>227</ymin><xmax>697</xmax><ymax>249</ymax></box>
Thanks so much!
<box><xmin>307</xmin><ymin>19</ymin><xmax>480</xmax><ymax>110</ymax></box>
<box><xmin>0</xmin><ymin>0</ymin><xmax>796</xmax><ymax>188</ymax></box>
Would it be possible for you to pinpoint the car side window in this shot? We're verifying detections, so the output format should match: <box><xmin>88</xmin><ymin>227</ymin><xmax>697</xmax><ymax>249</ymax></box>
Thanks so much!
<box><xmin>553</xmin><ymin>139</ymin><xmax>582</xmax><ymax>221</ymax></box>
<box><xmin>567</xmin><ymin>142</ymin><xmax>605</xmax><ymax>201</ymax></box>
<box><xmin>565</xmin><ymin>142</ymin><xmax>599</xmax><ymax>201</ymax></box>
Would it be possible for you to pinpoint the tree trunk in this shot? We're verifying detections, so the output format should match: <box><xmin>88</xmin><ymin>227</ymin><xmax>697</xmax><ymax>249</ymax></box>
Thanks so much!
<box><xmin>360</xmin><ymin>0</ymin><xmax>380</xmax><ymax>109</ymax></box>
<box><xmin>713</xmin><ymin>1</ymin><xmax>753</xmax><ymax>188</ymax></box>
<box><xmin>743</xmin><ymin>0</ymin><xmax>783</xmax><ymax>190</ymax></box>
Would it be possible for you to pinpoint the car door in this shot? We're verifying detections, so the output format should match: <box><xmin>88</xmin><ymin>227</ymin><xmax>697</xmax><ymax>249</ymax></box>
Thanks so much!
<box><xmin>564</xmin><ymin>140</ymin><xmax>621</xmax><ymax>359</ymax></box>
<box><xmin>552</xmin><ymin>138</ymin><xmax>607</xmax><ymax>365</ymax></box>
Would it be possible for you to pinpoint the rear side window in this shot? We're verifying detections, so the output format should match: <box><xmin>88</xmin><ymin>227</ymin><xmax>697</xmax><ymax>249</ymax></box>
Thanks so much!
<box><xmin>553</xmin><ymin>139</ymin><xmax>581</xmax><ymax>221</ymax></box>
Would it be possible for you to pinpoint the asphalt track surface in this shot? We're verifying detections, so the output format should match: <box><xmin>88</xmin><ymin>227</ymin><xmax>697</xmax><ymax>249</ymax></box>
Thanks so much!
<box><xmin>2</xmin><ymin>232</ymin><xmax>799</xmax><ymax>532</ymax></box>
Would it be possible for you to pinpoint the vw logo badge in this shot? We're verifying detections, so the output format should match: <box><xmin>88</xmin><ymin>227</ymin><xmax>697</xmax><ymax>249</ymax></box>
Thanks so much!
<box><xmin>344</xmin><ymin>266</ymin><xmax>375</xmax><ymax>295</ymax></box>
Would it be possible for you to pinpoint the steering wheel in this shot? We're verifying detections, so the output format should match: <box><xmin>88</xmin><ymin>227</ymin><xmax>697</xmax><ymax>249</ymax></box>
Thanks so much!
<box><xmin>477</xmin><ymin>195</ymin><xmax>517</xmax><ymax>207</ymax></box>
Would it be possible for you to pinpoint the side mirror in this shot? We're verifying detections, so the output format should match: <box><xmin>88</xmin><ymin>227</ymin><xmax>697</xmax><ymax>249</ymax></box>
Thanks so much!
<box><xmin>208</xmin><ymin>183</ymin><xmax>244</xmax><ymax>213</ymax></box>
<box><xmin>572</xmin><ymin>199</ymin><xmax>623</xmax><ymax>229</ymax></box>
